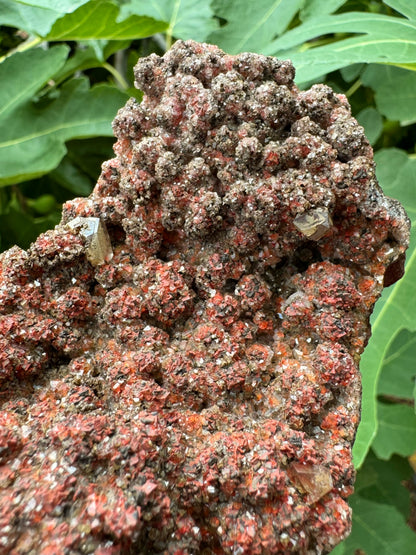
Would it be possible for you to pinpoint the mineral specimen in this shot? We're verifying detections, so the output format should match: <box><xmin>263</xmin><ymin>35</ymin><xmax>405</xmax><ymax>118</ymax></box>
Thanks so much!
<box><xmin>0</xmin><ymin>40</ymin><xmax>410</xmax><ymax>554</ymax></box>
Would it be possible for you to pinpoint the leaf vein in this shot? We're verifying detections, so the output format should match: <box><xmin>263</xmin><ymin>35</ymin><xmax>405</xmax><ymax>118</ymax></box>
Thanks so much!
<box><xmin>235</xmin><ymin>0</ymin><xmax>284</xmax><ymax>52</ymax></box>
<box><xmin>0</xmin><ymin>119</ymin><xmax>113</xmax><ymax>148</ymax></box>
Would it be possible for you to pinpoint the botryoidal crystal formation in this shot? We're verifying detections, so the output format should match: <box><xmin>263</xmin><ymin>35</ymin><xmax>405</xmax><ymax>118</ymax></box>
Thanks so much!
<box><xmin>0</xmin><ymin>40</ymin><xmax>410</xmax><ymax>554</ymax></box>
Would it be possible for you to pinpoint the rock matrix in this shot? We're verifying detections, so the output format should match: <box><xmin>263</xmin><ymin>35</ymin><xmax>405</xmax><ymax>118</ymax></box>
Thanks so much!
<box><xmin>0</xmin><ymin>40</ymin><xmax>409</xmax><ymax>554</ymax></box>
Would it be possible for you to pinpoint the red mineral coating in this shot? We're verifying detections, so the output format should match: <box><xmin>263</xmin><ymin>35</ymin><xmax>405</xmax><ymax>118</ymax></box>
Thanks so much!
<box><xmin>0</xmin><ymin>40</ymin><xmax>410</xmax><ymax>554</ymax></box>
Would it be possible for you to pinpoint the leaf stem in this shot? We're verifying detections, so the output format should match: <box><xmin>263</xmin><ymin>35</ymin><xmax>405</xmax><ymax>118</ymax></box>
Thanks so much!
<box><xmin>0</xmin><ymin>36</ymin><xmax>43</xmax><ymax>63</ymax></box>
<box><xmin>153</xmin><ymin>33</ymin><xmax>168</xmax><ymax>51</ymax></box>
<box><xmin>102</xmin><ymin>62</ymin><xmax>129</xmax><ymax>90</ymax></box>
<box><xmin>165</xmin><ymin>0</ymin><xmax>180</xmax><ymax>50</ymax></box>
<box><xmin>345</xmin><ymin>78</ymin><xmax>362</xmax><ymax>97</ymax></box>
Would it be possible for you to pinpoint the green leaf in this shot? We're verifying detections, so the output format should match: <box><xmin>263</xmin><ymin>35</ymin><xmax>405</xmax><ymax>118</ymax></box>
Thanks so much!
<box><xmin>352</xmin><ymin>149</ymin><xmax>416</xmax><ymax>467</ymax></box>
<box><xmin>0</xmin><ymin>46</ymin><xmax>69</xmax><ymax>119</ymax></box>
<box><xmin>354</xmin><ymin>450</ymin><xmax>412</xmax><ymax>519</ymax></box>
<box><xmin>384</xmin><ymin>0</ymin><xmax>416</xmax><ymax>20</ymax></box>
<box><xmin>50</xmin><ymin>157</ymin><xmax>94</xmax><ymax>197</ymax></box>
<box><xmin>341</xmin><ymin>495</ymin><xmax>416</xmax><ymax>553</ymax></box>
<box><xmin>372</xmin><ymin>402</ymin><xmax>416</xmax><ymax>459</ymax></box>
<box><xmin>340</xmin><ymin>62</ymin><xmax>365</xmax><ymax>82</ymax></box>
<box><xmin>47</xmin><ymin>0</ymin><xmax>167</xmax><ymax>41</ymax></box>
<box><xmin>0</xmin><ymin>78</ymin><xmax>127</xmax><ymax>186</ymax></box>
<box><xmin>90</xmin><ymin>39</ymin><xmax>132</xmax><ymax>62</ymax></box>
<box><xmin>378</xmin><ymin>328</ymin><xmax>416</xmax><ymax>401</ymax></box>
<box><xmin>66</xmin><ymin>138</ymin><xmax>115</xmax><ymax>182</ymax></box>
<box><xmin>6</xmin><ymin>0</ymin><xmax>87</xmax><ymax>7</ymax></box>
<box><xmin>329</xmin><ymin>543</ymin><xmax>345</xmax><ymax>554</ymax></box>
<box><xmin>300</xmin><ymin>0</ymin><xmax>348</xmax><ymax>21</ymax></box>
<box><xmin>26</xmin><ymin>194</ymin><xmax>56</xmax><ymax>215</ymax></box>
<box><xmin>120</xmin><ymin>0</ymin><xmax>217</xmax><ymax>43</ymax></box>
<box><xmin>362</xmin><ymin>65</ymin><xmax>416</xmax><ymax>126</ymax></box>
<box><xmin>374</xmin><ymin>148</ymin><xmax>416</xmax><ymax>223</ymax></box>
<box><xmin>360</xmin><ymin>63</ymin><xmax>391</xmax><ymax>89</ymax></box>
<box><xmin>52</xmin><ymin>40</ymin><xmax>132</xmax><ymax>86</ymax></box>
<box><xmin>0</xmin><ymin>208</ymin><xmax>60</xmax><ymax>251</ymax></box>
<box><xmin>356</xmin><ymin>107</ymin><xmax>383</xmax><ymax>145</ymax></box>
<box><xmin>333</xmin><ymin>449</ymin><xmax>415</xmax><ymax>553</ymax></box>
<box><xmin>50</xmin><ymin>137</ymin><xmax>115</xmax><ymax>196</ymax></box>
<box><xmin>0</xmin><ymin>208</ymin><xmax>38</xmax><ymax>250</ymax></box>
<box><xmin>264</xmin><ymin>12</ymin><xmax>416</xmax><ymax>55</ymax></box>
<box><xmin>209</xmin><ymin>0</ymin><xmax>304</xmax><ymax>54</ymax></box>
<box><xmin>52</xmin><ymin>45</ymin><xmax>104</xmax><ymax>84</ymax></box>
<box><xmin>0</xmin><ymin>0</ymin><xmax>90</xmax><ymax>36</ymax></box>
<box><xmin>263</xmin><ymin>12</ymin><xmax>416</xmax><ymax>84</ymax></box>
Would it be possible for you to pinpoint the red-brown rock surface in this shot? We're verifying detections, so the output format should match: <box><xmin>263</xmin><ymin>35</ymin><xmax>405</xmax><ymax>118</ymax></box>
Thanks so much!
<box><xmin>0</xmin><ymin>40</ymin><xmax>410</xmax><ymax>554</ymax></box>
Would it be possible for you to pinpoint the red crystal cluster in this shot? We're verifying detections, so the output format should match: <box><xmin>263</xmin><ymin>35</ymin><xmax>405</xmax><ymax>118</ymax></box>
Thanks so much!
<box><xmin>0</xmin><ymin>41</ymin><xmax>410</xmax><ymax>554</ymax></box>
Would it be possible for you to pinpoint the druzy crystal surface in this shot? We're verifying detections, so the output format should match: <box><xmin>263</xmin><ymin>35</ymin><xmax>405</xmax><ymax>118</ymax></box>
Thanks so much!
<box><xmin>0</xmin><ymin>40</ymin><xmax>410</xmax><ymax>554</ymax></box>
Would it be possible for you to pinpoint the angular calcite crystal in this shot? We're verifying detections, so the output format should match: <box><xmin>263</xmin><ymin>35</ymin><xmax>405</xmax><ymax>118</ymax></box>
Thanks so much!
<box><xmin>67</xmin><ymin>216</ymin><xmax>113</xmax><ymax>266</ymax></box>
<box><xmin>0</xmin><ymin>40</ymin><xmax>410</xmax><ymax>554</ymax></box>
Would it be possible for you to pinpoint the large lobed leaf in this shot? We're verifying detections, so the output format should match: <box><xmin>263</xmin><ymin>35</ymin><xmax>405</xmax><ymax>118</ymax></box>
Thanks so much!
<box><xmin>372</xmin><ymin>403</ymin><xmax>416</xmax><ymax>459</ymax></box>
<box><xmin>335</xmin><ymin>496</ymin><xmax>416</xmax><ymax>554</ymax></box>
<box><xmin>362</xmin><ymin>64</ymin><xmax>416</xmax><ymax>126</ymax></box>
<box><xmin>0</xmin><ymin>45</ymin><xmax>69</xmax><ymax>119</ymax></box>
<box><xmin>0</xmin><ymin>0</ymin><xmax>167</xmax><ymax>187</ymax></box>
<box><xmin>384</xmin><ymin>0</ymin><xmax>416</xmax><ymax>20</ymax></box>
<box><xmin>352</xmin><ymin>148</ymin><xmax>416</xmax><ymax>467</ymax></box>
<box><xmin>378</xmin><ymin>328</ymin><xmax>416</xmax><ymax>402</ymax></box>
<box><xmin>299</xmin><ymin>0</ymin><xmax>348</xmax><ymax>21</ymax></box>
<box><xmin>356</xmin><ymin>107</ymin><xmax>383</xmax><ymax>145</ymax></box>
<box><xmin>263</xmin><ymin>8</ymin><xmax>416</xmax><ymax>84</ymax></box>
<box><xmin>0</xmin><ymin>0</ymin><xmax>166</xmax><ymax>41</ymax></box>
<box><xmin>120</xmin><ymin>0</ymin><xmax>217</xmax><ymax>43</ymax></box>
<box><xmin>51</xmin><ymin>138</ymin><xmax>115</xmax><ymax>197</ymax></box>
<box><xmin>47</xmin><ymin>0</ymin><xmax>167</xmax><ymax>41</ymax></box>
<box><xmin>209</xmin><ymin>0</ymin><xmax>304</xmax><ymax>54</ymax></box>
<box><xmin>374</xmin><ymin>149</ymin><xmax>416</xmax><ymax>231</ymax></box>
<box><xmin>0</xmin><ymin>0</ymin><xmax>90</xmax><ymax>36</ymax></box>
<box><xmin>0</xmin><ymin>208</ymin><xmax>60</xmax><ymax>253</ymax></box>
<box><xmin>0</xmin><ymin>45</ymin><xmax>127</xmax><ymax>186</ymax></box>
<box><xmin>0</xmin><ymin>78</ymin><xmax>127</xmax><ymax>186</ymax></box>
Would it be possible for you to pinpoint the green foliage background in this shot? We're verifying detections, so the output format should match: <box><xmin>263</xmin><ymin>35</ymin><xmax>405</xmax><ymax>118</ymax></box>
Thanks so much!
<box><xmin>1</xmin><ymin>0</ymin><xmax>416</xmax><ymax>552</ymax></box>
